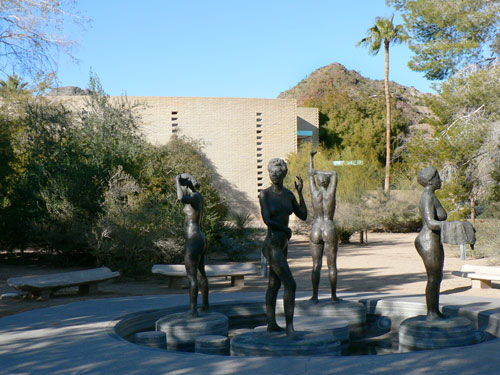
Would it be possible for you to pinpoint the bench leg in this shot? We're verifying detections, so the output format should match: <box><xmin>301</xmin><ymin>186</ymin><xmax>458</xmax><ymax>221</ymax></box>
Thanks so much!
<box><xmin>167</xmin><ymin>277</ymin><xmax>186</xmax><ymax>289</ymax></box>
<box><xmin>231</xmin><ymin>276</ymin><xmax>244</xmax><ymax>287</ymax></box>
<box><xmin>31</xmin><ymin>289</ymin><xmax>54</xmax><ymax>300</ymax></box>
<box><xmin>471</xmin><ymin>279</ymin><xmax>492</xmax><ymax>289</ymax></box>
<box><xmin>79</xmin><ymin>283</ymin><xmax>98</xmax><ymax>295</ymax></box>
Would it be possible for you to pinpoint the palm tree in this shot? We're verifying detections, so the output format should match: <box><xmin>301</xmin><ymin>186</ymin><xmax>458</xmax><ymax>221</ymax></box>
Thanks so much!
<box><xmin>357</xmin><ymin>16</ymin><xmax>408</xmax><ymax>194</ymax></box>
<box><xmin>0</xmin><ymin>74</ymin><xmax>31</xmax><ymax>97</ymax></box>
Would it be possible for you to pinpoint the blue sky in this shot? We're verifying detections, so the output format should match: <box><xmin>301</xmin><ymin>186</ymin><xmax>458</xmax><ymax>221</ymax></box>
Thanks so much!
<box><xmin>57</xmin><ymin>0</ymin><xmax>435</xmax><ymax>98</ymax></box>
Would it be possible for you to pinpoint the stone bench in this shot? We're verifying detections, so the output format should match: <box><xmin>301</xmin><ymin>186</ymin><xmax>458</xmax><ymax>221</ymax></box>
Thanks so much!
<box><xmin>7</xmin><ymin>267</ymin><xmax>120</xmax><ymax>299</ymax></box>
<box><xmin>152</xmin><ymin>263</ymin><xmax>257</xmax><ymax>288</ymax></box>
<box><xmin>452</xmin><ymin>264</ymin><xmax>500</xmax><ymax>289</ymax></box>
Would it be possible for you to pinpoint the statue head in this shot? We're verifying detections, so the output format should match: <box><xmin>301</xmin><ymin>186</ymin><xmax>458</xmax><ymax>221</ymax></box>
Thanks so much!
<box><xmin>417</xmin><ymin>167</ymin><xmax>441</xmax><ymax>190</ymax></box>
<box><xmin>267</xmin><ymin>158</ymin><xmax>288</xmax><ymax>184</ymax></box>
<box><xmin>316</xmin><ymin>172</ymin><xmax>330</xmax><ymax>188</ymax></box>
<box><xmin>180</xmin><ymin>173</ymin><xmax>201</xmax><ymax>191</ymax></box>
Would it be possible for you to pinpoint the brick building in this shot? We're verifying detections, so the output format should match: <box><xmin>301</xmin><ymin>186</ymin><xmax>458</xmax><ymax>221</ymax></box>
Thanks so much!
<box><xmin>55</xmin><ymin>96</ymin><xmax>318</xmax><ymax>211</ymax></box>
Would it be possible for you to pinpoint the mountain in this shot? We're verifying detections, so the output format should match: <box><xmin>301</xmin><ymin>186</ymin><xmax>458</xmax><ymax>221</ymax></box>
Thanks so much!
<box><xmin>278</xmin><ymin>63</ymin><xmax>432</xmax><ymax>126</ymax></box>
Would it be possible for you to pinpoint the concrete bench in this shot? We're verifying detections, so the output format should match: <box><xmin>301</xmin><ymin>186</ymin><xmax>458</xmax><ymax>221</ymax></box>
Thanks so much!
<box><xmin>152</xmin><ymin>263</ymin><xmax>257</xmax><ymax>288</ymax></box>
<box><xmin>7</xmin><ymin>267</ymin><xmax>120</xmax><ymax>299</ymax></box>
<box><xmin>452</xmin><ymin>264</ymin><xmax>500</xmax><ymax>289</ymax></box>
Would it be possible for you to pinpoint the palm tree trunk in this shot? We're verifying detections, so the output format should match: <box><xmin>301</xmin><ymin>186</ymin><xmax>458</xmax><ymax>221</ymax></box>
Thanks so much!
<box><xmin>384</xmin><ymin>39</ymin><xmax>391</xmax><ymax>194</ymax></box>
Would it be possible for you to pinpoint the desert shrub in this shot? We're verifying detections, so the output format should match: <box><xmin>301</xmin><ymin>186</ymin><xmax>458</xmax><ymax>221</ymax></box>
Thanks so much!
<box><xmin>0</xmin><ymin>75</ymin><xmax>228</xmax><ymax>272</ymax></box>
<box><xmin>367</xmin><ymin>190</ymin><xmax>421</xmax><ymax>233</ymax></box>
<box><xmin>211</xmin><ymin>209</ymin><xmax>263</xmax><ymax>261</ymax></box>
<box><xmin>91</xmin><ymin>167</ymin><xmax>185</xmax><ymax>276</ymax></box>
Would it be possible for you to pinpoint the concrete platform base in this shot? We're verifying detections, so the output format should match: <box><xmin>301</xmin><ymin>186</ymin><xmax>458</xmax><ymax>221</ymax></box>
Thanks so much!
<box><xmin>156</xmin><ymin>311</ymin><xmax>228</xmax><ymax>351</ymax></box>
<box><xmin>230</xmin><ymin>330</ymin><xmax>341</xmax><ymax>356</ymax></box>
<box><xmin>399</xmin><ymin>315</ymin><xmax>477</xmax><ymax>351</ymax></box>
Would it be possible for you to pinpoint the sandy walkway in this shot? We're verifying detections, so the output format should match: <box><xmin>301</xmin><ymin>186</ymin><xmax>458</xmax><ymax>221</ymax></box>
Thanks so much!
<box><xmin>1</xmin><ymin>232</ymin><xmax>498</xmax><ymax>318</ymax></box>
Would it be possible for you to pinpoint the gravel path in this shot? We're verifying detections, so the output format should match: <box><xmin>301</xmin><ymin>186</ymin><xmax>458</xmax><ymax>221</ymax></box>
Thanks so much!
<box><xmin>1</xmin><ymin>232</ymin><xmax>498</xmax><ymax>318</ymax></box>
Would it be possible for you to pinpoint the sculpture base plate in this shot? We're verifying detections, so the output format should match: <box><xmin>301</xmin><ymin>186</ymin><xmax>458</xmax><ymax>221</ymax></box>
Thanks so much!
<box><xmin>255</xmin><ymin>316</ymin><xmax>349</xmax><ymax>343</ymax></box>
<box><xmin>156</xmin><ymin>311</ymin><xmax>228</xmax><ymax>351</ymax></box>
<box><xmin>230</xmin><ymin>330</ymin><xmax>341</xmax><ymax>357</ymax></box>
<box><xmin>295</xmin><ymin>299</ymin><xmax>366</xmax><ymax>337</ymax></box>
<box><xmin>399</xmin><ymin>315</ymin><xmax>477</xmax><ymax>351</ymax></box>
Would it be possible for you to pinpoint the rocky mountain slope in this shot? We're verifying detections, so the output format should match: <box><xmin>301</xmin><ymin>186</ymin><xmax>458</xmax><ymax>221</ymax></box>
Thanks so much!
<box><xmin>278</xmin><ymin>62</ymin><xmax>432</xmax><ymax>126</ymax></box>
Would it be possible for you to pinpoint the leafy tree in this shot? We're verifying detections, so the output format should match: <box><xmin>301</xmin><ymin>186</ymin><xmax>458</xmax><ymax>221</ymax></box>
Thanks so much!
<box><xmin>387</xmin><ymin>0</ymin><xmax>500</xmax><ymax>80</ymax></box>
<box><xmin>0</xmin><ymin>0</ymin><xmax>88</xmax><ymax>81</ymax></box>
<box><xmin>357</xmin><ymin>15</ymin><xmax>408</xmax><ymax>193</ymax></box>
<box><xmin>404</xmin><ymin>63</ymin><xmax>500</xmax><ymax>220</ymax></box>
<box><xmin>305</xmin><ymin>86</ymin><xmax>411</xmax><ymax>185</ymax></box>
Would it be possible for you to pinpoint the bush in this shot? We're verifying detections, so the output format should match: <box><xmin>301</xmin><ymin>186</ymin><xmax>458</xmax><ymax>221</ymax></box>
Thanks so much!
<box><xmin>367</xmin><ymin>190</ymin><xmax>422</xmax><ymax>233</ymax></box>
<box><xmin>91</xmin><ymin>167</ymin><xmax>185</xmax><ymax>276</ymax></box>
<box><xmin>0</xmin><ymin>75</ymin><xmax>228</xmax><ymax>275</ymax></box>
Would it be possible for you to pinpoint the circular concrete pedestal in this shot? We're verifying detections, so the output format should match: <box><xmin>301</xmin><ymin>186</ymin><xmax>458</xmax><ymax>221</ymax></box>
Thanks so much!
<box><xmin>255</xmin><ymin>316</ymin><xmax>350</xmax><ymax>343</ymax></box>
<box><xmin>295</xmin><ymin>299</ymin><xmax>366</xmax><ymax>337</ymax></box>
<box><xmin>156</xmin><ymin>311</ymin><xmax>228</xmax><ymax>351</ymax></box>
<box><xmin>230</xmin><ymin>331</ymin><xmax>341</xmax><ymax>357</ymax></box>
<box><xmin>399</xmin><ymin>316</ymin><xmax>477</xmax><ymax>351</ymax></box>
<box><xmin>134</xmin><ymin>331</ymin><xmax>167</xmax><ymax>349</ymax></box>
<box><xmin>195</xmin><ymin>335</ymin><xmax>230</xmax><ymax>355</ymax></box>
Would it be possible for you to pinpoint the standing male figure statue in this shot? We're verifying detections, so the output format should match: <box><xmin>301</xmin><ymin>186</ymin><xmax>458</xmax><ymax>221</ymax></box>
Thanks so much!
<box><xmin>259</xmin><ymin>158</ymin><xmax>307</xmax><ymax>336</ymax></box>
<box><xmin>308</xmin><ymin>151</ymin><xmax>340</xmax><ymax>303</ymax></box>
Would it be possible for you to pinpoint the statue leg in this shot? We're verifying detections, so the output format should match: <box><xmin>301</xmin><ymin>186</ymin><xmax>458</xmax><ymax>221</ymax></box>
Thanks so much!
<box><xmin>269</xmin><ymin>244</ymin><xmax>296</xmax><ymax>336</ymax></box>
<box><xmin>425</xmin><ymin>261</ymin><xmax>444</xmax><ymax>320</ymax></box>
<box><xmin>310</xmin><ymin>242</ymin><xmax>323</xmax><ymax>303</ymax></box>
<box><xmin>184</xmin><ymin>250</ymin><xmax>199</xmax><ymax>317</ymax></box>
<box><xmin>325</xmin><ymin>238</ymin><xmax>341</xmax><ymax>302</ymax></box>
<box><xmin>198</xmin><ymin>254</ymin><xmax>209</xmax><ymax>312</ymax></box>
<box><xmin>266</xmin><ymin>266</ymin><xmax>283</xmax><ymax>332</ymax></box>
<box><xmin>416</xmin><ymin>236</ymin><xmax>445</xmax><ymax>320</ymax></box>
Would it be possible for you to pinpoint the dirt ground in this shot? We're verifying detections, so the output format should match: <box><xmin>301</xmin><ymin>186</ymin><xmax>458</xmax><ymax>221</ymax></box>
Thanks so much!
<box><xmin>1</xmin><ymin>232</ymin><xmax>499</xmax><ymax>318</ymax></box>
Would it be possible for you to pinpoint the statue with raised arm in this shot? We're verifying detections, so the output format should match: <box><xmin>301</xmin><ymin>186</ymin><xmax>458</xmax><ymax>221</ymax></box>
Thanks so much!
<box><xmin>176</xmin><ymin>173</ymin><xmax>209</xmax><ymax>317</ymax></box>
<box><xmin>308</xmin><ymin>151</ymin><xmax>340</xmax><ymax>303</ymax></box>
<box><xmin>259</xmin><ymin>158</ymin><xmax>307</xmax><ymax>336</ymax></box>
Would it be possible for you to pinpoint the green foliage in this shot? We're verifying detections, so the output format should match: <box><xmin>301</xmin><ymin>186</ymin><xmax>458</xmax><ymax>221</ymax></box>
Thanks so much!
<box><xmin>0</xmin><ymin>74</ymin><xmax>228</xmax><ymax>274</ymax></box>
<box><xmin>387</xmin><ymin>0</ymin><xmax>500</xmax><ymax>80</ymax></box>
<box><xmin>366</xmin><ymin>190</ymin><xmax>421</xmax><ymax>232</ymax></box>
<box><xmin>91</xmin><ymin>167</ymin><xmax>184</xmax><ymax>276</ymax></box>
<box><xmin>403</xmin><ymin>63</ymin><xmax>500</xmax><ymax>218</ymax></box>
<box><xmin>357</xmin><ymin>15</ymin><xmax>408</xmax><ymax>55</ymax></box>
<box><xmin>305</xmin><ymin>89</ymin><xmax>411</xmax><ymax>166</ymax></box>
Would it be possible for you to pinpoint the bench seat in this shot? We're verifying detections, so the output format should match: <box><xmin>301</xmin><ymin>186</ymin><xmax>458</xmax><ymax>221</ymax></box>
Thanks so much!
<box><xmin>452</xmin><ymin>265</ymin><xmax>500</xmax><ymax>289</ymax></box>
<box><xmin>152</xmin><ymin>263</ymin><xmax>257</xmax><ymax>288</ymax></box>
<box><xmin>7</xmin><ymin>267</ymin><xmax>120</xmax><ymax>299</ymax></box>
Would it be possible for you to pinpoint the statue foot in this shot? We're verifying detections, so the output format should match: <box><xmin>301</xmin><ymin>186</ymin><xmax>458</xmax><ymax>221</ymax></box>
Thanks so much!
<box><xmin>426</xmin><ymin>311</ymin><xmax>445</xmax><ymax>321</ymax></box>
<box><xmin>285</xmin><ymin>324</ymin><xmax>296</xmax><ymax>337</ymax></box>
<box><xmin>267</xmin><ymin>323</ymin><xmax>285</xmax><ymax>333</ymax></box>
<box><xmin>331</xmin><ymin>296</ymin><xmax>343</xmax><ymax>303</ymax></box>
<box><xmin>190</xmin><ymin>310</ymin><xmax>199</xmax><ymax>318</ymax></box>
<box><xmin>200</xmin><ymin>304</ymin><xmax>210</xmax><ymax>312</ymax></box>
<box><xmin>309</xmin><ymin>296</ymin><xmax>319</xmax><ymax>304</ymax></box>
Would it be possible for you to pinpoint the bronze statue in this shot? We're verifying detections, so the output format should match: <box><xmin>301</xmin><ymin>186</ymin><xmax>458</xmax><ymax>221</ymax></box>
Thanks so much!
<box><xmin>415</xmin><ymin>167</ymin><xmax>446</xmax><ymax>320</ymax></box>
<box><xmin>259</xmin><ymin>158</ymin><xmax>307</xmax><ymax>336</ymax></box>
<box><xmin>308</xmin><ymin>151</ymin><xmax>340</xmax><ymax>303</ymax></box>
<box><xmin>176</xmin><ymin>173</ymin><xmax>209</xmax><ymax>317</ymax></box>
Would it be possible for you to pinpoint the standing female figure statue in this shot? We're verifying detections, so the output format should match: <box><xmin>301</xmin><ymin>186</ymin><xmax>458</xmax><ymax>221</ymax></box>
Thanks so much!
<box><xmin>308</xmin><ymin>151</ymin><xmax>340</xmax><ymax>303</ymax></box>
<box><xmin>415</xmin><ymin>167</ymin><xmax>447</xmax><ymax>320</ymax></box>
<box><xmin>259</xmin><ymin>158</ymin><xmax>307</xmax><ymax>336</ymax></box>
<box><xmin>176</xmin><ymin>173</ymin><xmax>209</xmax><ymax>317</ymax></box>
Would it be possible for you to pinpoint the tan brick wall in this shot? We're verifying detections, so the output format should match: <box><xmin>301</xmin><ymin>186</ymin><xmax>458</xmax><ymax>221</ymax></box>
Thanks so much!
<box><xmin>297</xmin><ymin>107</ymin><xmax>319</xmax><ymax>147</ymax></box>
<box><xmin>53</xmin><ymin>96</ymin><xmax>307</xmax><ymax>212</ymax></box>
